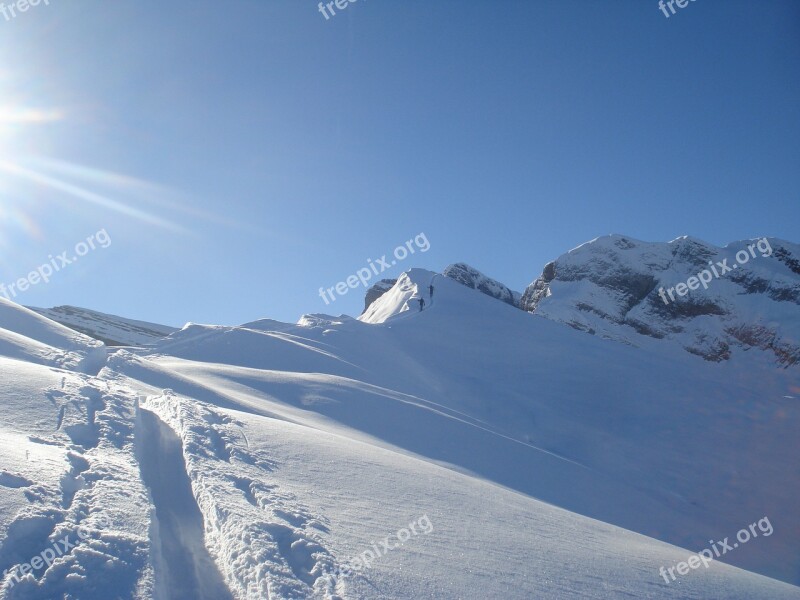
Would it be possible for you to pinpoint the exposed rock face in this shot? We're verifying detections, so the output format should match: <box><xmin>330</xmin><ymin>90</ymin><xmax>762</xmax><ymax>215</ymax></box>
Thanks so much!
<box><xmin>362</xmin><ymin>279</ymin><xmax>397</xmax><ymax>314</ymax></box>
<box><xmin>520</xmin><ymin>261</ymin><xmax>555</xmax><ymax>313</ymax></box>
<box><xmin>30</xmin><ymin>305</ymin><xmax>177</xmax><ymax>346</ymax></box>
<box><xmin>443</xmin><ymin>263</ymin><xmax>521</xmax><ymax>307</ymax></box>
<box><xmin>521</xmin><ymin>235</ymin><xmax>800</xmax><ymax>367</ymax></box>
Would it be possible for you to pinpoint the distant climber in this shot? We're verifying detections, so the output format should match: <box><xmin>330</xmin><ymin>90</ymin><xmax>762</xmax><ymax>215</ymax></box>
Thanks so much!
<box><xmin>429</xmin><ymin>283</ymin><xmax>434</xmax><ymax>299</ymax></box>
<box><xmin>418</xmin><ymin>297</ymin><xmax>425</xmax><ymax>311</ymax></box>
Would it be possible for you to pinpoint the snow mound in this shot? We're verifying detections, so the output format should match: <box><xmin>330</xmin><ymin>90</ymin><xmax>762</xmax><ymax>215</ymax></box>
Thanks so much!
<box><xmin>0</xmin><ymin>298</ymin><xmax>106</xmax><ymax>372</ymax></box>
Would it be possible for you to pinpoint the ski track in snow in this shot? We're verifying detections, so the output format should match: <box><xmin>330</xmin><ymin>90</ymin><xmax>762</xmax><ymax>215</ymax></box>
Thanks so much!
<box><xmin>137</xmin><ymin>393</ymin><xmax>344</xmax><ymax>600</ymax></box>
<box><xmin>136</xmin><ymin>407</ymin><xmax>232</xmax><ymax>600</ymax></box>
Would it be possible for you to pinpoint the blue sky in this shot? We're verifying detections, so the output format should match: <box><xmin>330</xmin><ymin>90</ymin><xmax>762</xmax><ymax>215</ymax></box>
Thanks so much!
<box><xmin>0</xmin><ymin>0</ymin><xmax>797</xmax><ymax>326</ymax></box>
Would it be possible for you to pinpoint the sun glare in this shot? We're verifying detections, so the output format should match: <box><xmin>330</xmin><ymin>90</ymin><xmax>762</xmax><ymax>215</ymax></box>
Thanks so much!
<box><xmin>0</xmin><ymin>79</ymin><xmax>241</xmax><ymax>237</ymax></box>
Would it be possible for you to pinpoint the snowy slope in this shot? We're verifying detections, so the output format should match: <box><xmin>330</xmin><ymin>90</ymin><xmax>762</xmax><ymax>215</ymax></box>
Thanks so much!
<box><xmin>358</xmin><ymin>269</ymin><xmax>800</xmax><ymax>583</ymax></box>
<box><xmin>361</xmin><ymin>279</ymin><xmax>396</xmax><ymax>314</ymax></box>
<box><xmin>0</xmin><ymin>298</ymin><xmax>106</xmax><ymax>373</ymax></box>
<box><xmin>3</xmin><ymin>362</ymin><xmax>797</xmax><ymax>599</ymax></box>
<box><xmin>30</xmin><ymin>306</ymin><xmax>178</xmax><ymax>347</ymax></box>
<box><xmin>0</xmin><ymin>255</ymin><xmax>798</xmax><ymax>599</ymax></box>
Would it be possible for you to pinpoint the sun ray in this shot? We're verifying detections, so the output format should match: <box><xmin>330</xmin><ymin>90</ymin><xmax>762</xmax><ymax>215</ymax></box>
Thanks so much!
<box><xmin>0</xmin><ymin>159</ymin><xmax>187</xmax><ymax>233</ymax></box>
<box><xmin>23</xmin><ymin>156</ymin><xmax>240</xmax><ymax>226</ymax></box>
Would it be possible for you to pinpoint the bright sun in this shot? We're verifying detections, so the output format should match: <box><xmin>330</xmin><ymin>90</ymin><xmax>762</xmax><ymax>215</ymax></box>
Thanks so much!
<box><xmin>0</xmin><ymin>105</ymin><xmax>64</xmax><ymax>159</ymax></box>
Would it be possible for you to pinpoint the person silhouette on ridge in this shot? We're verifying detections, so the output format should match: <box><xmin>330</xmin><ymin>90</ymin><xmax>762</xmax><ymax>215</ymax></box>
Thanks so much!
<box><xmin>419</xmin><ymin>297</ymin><xmax>425</xmax><ymax>311</ymax></box>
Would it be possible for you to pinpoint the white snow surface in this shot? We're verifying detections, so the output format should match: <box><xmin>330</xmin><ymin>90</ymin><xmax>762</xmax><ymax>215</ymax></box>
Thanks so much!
<box><xmin>0</xmin><ymin>269</ymin><xmax>798</xmax><ymax>599</ymax></box>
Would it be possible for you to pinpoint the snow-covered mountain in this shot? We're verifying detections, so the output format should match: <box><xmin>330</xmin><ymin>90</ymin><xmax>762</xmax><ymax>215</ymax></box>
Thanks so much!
<box><xmin>0</xmin><ymin>235</ymin><xmax>798</xmax><ymax>600</ymax></box>
<box><xmin>432</xmin><ymin>236</ymin><xmax>799</xmax><ymax>368</ymax></box>
<box><xmin>520</xmin><ymin>235</ymin><xmax>800</xmax><ymax>367</ymax></box>
<box><xmin>29</xmin><ymin>306</ymin><xmax>178</xmax><ymax>347</ymax></box>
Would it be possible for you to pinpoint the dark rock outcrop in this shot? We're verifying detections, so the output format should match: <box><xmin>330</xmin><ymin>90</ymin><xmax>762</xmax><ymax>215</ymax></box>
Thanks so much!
<box><xmin>443</xmin><ymin>263</ymin><xmax>520</xmax><ymax>307</ymax></box>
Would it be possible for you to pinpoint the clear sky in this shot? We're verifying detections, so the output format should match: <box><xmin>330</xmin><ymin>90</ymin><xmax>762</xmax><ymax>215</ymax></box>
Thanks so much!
<box><xmin>0</xmin><ymin>0</ymin><xmax>797</xmax><ymax>326</ymax></box>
